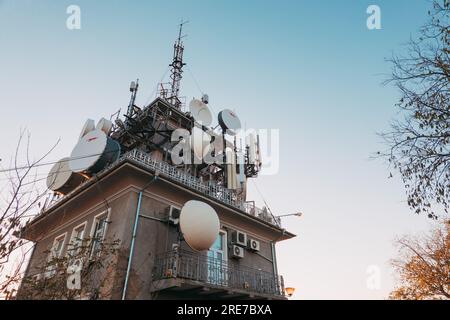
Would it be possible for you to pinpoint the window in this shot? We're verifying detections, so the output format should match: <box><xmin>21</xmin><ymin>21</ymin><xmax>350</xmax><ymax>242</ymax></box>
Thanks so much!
<box><xmin>48</xmin><ymin>234</ymin><xmax>66</xmax><ymax>261</ymax></box>
<box><xmin>68</xmin><ymin>222</ymin><xmax>87</xmax><ymax>261</ymax></box>
<box><xmin>89</xmin><ymin>211</ymin><xmax>110</xmax><ymax>258</ymax></box>
<box><xmin>207</xmin><ymin>230</ymin><xmax>228</xmax><ymax>285</ymax></box>
<box><xmin>45</xmin><ymin>233</ymin><xmax>66</xmax><ymax>277</ymax></box>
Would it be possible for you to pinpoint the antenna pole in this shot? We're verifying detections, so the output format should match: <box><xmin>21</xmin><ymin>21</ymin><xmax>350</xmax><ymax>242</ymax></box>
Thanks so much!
<box><xmin>168</xmin><ymin>20</ymin><xmax>188</xmax><ymax>109</ymax></box>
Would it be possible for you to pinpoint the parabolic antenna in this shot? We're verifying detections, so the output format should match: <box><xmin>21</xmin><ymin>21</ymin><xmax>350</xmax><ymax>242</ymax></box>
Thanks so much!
<box><xmin>189</xmin><ymin>99</ymin><xmax>212</xmax><ymax>126</ymax></box>
<box><xmin>69</xmin><ymin>129</ymin><xmax>121</xmax><ymax>175</ymax></box>
<box><xmin>46</xmin><ymin>158</ymin><xmax>85</xmax><ymax>194</ymax></box>
<box><xmin>79</xmin><ymin>119</ymin><xmax>95</xmax><ymax>140</ymax></box>
<box><xmin>218</xmin><ymin>109</ymin><xmax>241</xmax><ymax>135</ymax></box>
<box><xmin>190</xmin><ymin>126</ymin><xmax>211</xmax><ymax>159</ymax></box>
<box><xmin>179</xmin><ymin>200</ymin><xmax>220</xmax><ymax>251</ymax></box>
<box><xmin>96</xmin><ymin>117</ymin><xmax>113</xmax><ymax>135</ymax></box>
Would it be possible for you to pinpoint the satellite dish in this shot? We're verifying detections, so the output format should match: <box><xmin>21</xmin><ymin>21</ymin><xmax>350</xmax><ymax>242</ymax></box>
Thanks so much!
<box><xmin>79</xmin><ymin>119</ymin><xmax>95</xmax><ymax>140</ymax></box>
<box><xmin>189</xmin><ymin>99</ymin><xmax>212</xmax><ymax>126</ymax></box>
<box><xmin>46</xmin><ymin>158</ymin><xmax>85</xmax><ymax>194</ymax></box>
<box><xmin>218</xmin><ymin>109</ymin><xmax>241</xmax><ymax>135</ymax></box>
<box><xmin>69</xmin><ymin>129</ymin><xmax>121</xmax><ymax>175</ymax></box>
<box><xmin>179</xmin><ymin>200</ymin><xmax>220</xmax><ymax>251</ymax></box>
<box><xmin>96</xmin><ymin>117</ymin><xmax>113</xmax><ymax>135</ymax></box>
<box><xmin>190</xmin><ymin>126</ymin><xmax>211</xmax><ymax>159</ymax></box>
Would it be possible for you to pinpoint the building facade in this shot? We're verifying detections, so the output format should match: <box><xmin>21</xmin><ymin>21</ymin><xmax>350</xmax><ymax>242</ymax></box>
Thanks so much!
<box><xmin>17</xmin><ymin>148</ymin><xmax>295</xmax><ymax>300</ymax></box>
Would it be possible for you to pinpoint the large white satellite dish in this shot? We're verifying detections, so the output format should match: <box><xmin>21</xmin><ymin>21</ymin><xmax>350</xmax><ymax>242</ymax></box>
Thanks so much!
<box><xmin>218</xmin><ymin>109</ymin><xmax>241</xmax><ymax>135</ymax></box>
<box><xmin>79</xmin><ymin>119</ymin><xmax>96</xmax><ymax>140</ymax></box>
<box><xmin>69</xmin><ymin>129</ymin><xmax>120</xmax><ymax>175</ymax></box>
<box><xmin>179</xmin><ymin>200</ymin><xmax>220</xmax><ymax>251</ymax></box>
<box><xmin>190</xmin><ymin>126</ymin><xmax>211</xmax><ymax>159</ymax></box>
<box><xmin>46</xmin><ymin>158</ymin><xmax>85</xmax><ymax>194</ymax></box>
<box><xmin>189</xmin><ymin>99</ymin><xmax>212</xmax><ymax>126</ymax></box>
<box><xmin>96</xmin><ymin>117</ymin><xmax>113</xmax><ymax>135</ymax></box>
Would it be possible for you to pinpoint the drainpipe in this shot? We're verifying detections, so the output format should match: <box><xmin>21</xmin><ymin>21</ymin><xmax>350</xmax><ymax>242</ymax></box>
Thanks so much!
<box><xmin>271</xmin><ymin>242</ymin><xmax>278</xmax><ymax>277</ymax></box>
<box><xmin>272</xmin><ymin>228</ymin><xmax>286</xmax><ymax>294</ymax></box>
<box><xmin>122</xmin><ymin>174</ymin><xmax>158</xmax><ymax>300</ymax></box>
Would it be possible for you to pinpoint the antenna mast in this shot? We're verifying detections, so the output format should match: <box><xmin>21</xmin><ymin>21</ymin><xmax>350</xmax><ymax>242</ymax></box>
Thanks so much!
<box><xmin>168</xmin><ymin>20</ymin><xmax>188</xmax><ymax>109</ymax></box>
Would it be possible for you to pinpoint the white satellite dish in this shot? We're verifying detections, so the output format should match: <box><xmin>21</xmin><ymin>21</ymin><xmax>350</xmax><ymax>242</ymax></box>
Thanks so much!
<box><xmin>46</xmin><ymin>158</ymin><xmax>85</xmax><ymax>194</ymax></box>
<box><xmin>190</xmin><ymin>126</ymin><xmax>211</xmax><ymax>159</ymax></box>
<box><xmin>79</xmin><ymin>119</ymin><xmax>96</xmax><ymax>140</ymax></box>
<box><xmin>218</xmin><ymin>109</ymin><xmax>241</xmax><ymax>135</ymax></box>
<box><xmin>179</xmin><ymin>200</ymin><xmax>220</xmax><ymax>251</ymax></box>
<box><xmin>189</xmin><ymin>99</ymin><xmax>212</xmax><ymax>126</ymax></box>
<box><xmin>96</xmin><ymin>117</ymin><xmax>113</xmax><ymax>135</ymax></box>
<box><xmin>69</xmin><ymin>129</ymin><xmax>121</xmax><ymax>175</ymax></box>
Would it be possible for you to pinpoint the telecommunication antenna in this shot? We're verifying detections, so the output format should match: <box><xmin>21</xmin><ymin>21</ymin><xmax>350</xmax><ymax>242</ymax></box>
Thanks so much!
<box><xmin>127</xmin><ymin>79</ymin><xmax>139</xmax><ymax>117</ymax></box>
<box><xmin>168</xmin><ymin>20</ymin><xmax>188</xmax><ymax>109</ymax></box>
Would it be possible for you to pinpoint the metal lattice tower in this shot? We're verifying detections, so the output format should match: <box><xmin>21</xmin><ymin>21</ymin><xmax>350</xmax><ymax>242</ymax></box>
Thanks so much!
<box><xmin>168</xmin><ymin>21</ymin><xmax>188</xmax><ymax>109</ymax></box>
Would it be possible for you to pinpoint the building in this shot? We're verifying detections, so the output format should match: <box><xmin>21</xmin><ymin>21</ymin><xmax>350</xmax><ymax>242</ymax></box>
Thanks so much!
<box><xmin>16</xmin><ymin>25</ymin><xmax>295</xmax><ymax>300</ymax></box>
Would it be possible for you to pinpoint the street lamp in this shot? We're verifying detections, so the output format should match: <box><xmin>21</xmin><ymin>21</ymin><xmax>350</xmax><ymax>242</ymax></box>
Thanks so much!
<box><xmin>276</xmin><ymin>212</ymin><xmax>303</xmax><ymax>218</ymax></box>
<box><xmin>285</xmin><ymin>287</ymin><xmax>295</xmax><ymax>297</ymax></box>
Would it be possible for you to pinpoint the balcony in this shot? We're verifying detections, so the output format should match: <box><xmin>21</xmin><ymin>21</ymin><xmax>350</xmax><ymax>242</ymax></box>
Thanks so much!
<box><xmin>151</xmin><ymin>250</ymin><xmax>286</xmax><ymax>299</ymax></box>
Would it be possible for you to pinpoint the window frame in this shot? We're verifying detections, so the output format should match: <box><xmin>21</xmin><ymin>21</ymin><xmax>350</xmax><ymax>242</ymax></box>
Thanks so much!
<box><xmin>45</xmin><ymin>232</ymin><xmax>67</xmax><ymax>277</ymax></box>
<box><xmin>48</xmin><ymin>232</ymin><xmax>67</xmax><ymax>261</ymax></box>
<box><xmin>88</xmin><ymin>209</ymin><xmax>111</xmax><ymax>259</ymax></box>
<box><xmin>67</xmin><ymin>221</ymin><xmax>87</xmax><ymax>259</ymax></box>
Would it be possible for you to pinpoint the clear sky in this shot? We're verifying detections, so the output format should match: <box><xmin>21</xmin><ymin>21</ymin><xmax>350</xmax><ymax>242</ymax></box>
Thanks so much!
<box><xmin>0</xmin><ymin>0</ymin><xmax>440</xmax><ymax>299</ymax></box>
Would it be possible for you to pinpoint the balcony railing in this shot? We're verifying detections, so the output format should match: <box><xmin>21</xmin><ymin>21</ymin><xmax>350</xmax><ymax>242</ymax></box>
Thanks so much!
<box><xmin>39</xmin><ymin>149</ymin><xmax>281</xmax><ymax>228</ymax></box>
<box><xmin>153</xmin><ymin>250</ymin><xmax>284</xmax><ymax>297</ymax></box>
<box><xmin>125</xmin><ymin>150</ymin><xmax>282</xmax><ymax>228</ymax></box>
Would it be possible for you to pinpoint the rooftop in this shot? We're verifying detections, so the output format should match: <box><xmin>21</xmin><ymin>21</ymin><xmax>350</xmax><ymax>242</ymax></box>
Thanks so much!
<box><xmin>36</xmin><ymin>149</ymin><xmax>282</xmax><ymax>229</ymax></box>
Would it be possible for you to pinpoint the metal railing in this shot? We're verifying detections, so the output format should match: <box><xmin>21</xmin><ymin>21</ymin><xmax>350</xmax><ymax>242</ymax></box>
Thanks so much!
<box><xmin>153</xmin><ymin>250</ymin><xmax>284</xmax><ymax>297</ymax></box>
<box><xmin>39</xmin><ymin>149</ymin><xmax>281</xmax><ymax>228</ymax></box>
<box><xmin>125</xmin><ymin>150</ymin><xmax>282</xmax><ymax>228</ymax></box>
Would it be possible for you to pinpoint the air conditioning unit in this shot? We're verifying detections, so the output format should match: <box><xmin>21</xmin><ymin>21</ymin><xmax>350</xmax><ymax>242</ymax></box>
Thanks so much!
<box><xmin>248</xmin><ymin>239</ymin><xmax>260</xmax><ymax>252</ymax></box>
<box><xmin>168</xmin><ymin>206</ymin><xmax>181</xmax><ymax>225</ymax></box>
<box><xmin>231</xmin><ymin>245</ymin><xmax>244</xmax><ymax>259</ymax></box>
<box><xmin>231</xmin><ymin>230</ymin><xmax>247</xmax><ymax>247</ymax></box>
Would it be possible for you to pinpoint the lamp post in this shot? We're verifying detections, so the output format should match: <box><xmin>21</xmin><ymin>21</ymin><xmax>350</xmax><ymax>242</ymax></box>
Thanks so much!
<box><xmin>285</xmin><ymin>287</ymin><xmax>295</xmax><ymax>298</ymax></box>
<box><xmin>276</xmin><ymin>212</ymin><xmax>303</xmax><ymax>218</ymax></box>
<box><xmin>275</xmin><ymin>212</ymin><xmax>301</xmax><ymax>300</ymax></box>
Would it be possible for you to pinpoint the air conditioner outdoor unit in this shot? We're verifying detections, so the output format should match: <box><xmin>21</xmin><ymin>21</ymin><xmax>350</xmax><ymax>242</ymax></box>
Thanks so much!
<box><xmin>248</xmin><ymin>239</ymin><xmax>260</xmax><ymax>252</ymax></box>
<box><xmin>231</xmin><ymin>230</ymin><xmax>247</xmax><ymax>247</ymax></box>
<box><xmin>231</xmin><ymin>245</ymin><xmax>244</xmax><ymax>259</ymax></box>
<box><xmin>168</xmin><ymin>206</ymin><xmax>181</xmax><ymax>225</ymax></box>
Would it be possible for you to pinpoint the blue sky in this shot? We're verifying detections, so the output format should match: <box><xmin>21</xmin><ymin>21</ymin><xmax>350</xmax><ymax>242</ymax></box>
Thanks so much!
<box><xmin>0</xmin><ymin>0</ymin><xmax>439</xmax><ymax>299</ymax></box>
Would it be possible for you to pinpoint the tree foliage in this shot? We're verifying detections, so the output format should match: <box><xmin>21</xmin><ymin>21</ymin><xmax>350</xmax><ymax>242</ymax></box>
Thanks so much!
<box><xmin>390</xmin><ymin>221</ymin><xmax>449</xmax><ymax>300</ymax></box>
<box><xmin>381</xmin><ymin>0</ymin><xmax>449</xmax><ymax>219</ymax></box>
<box><xmin>18</xmin><ymin>237</ymin><xmax>120</xmax><ymax>300</ymax></box>
<box><xmin>0</xmin><ymin>130</ymin><xmax>58</xmax><ymax>296</ymax></box>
